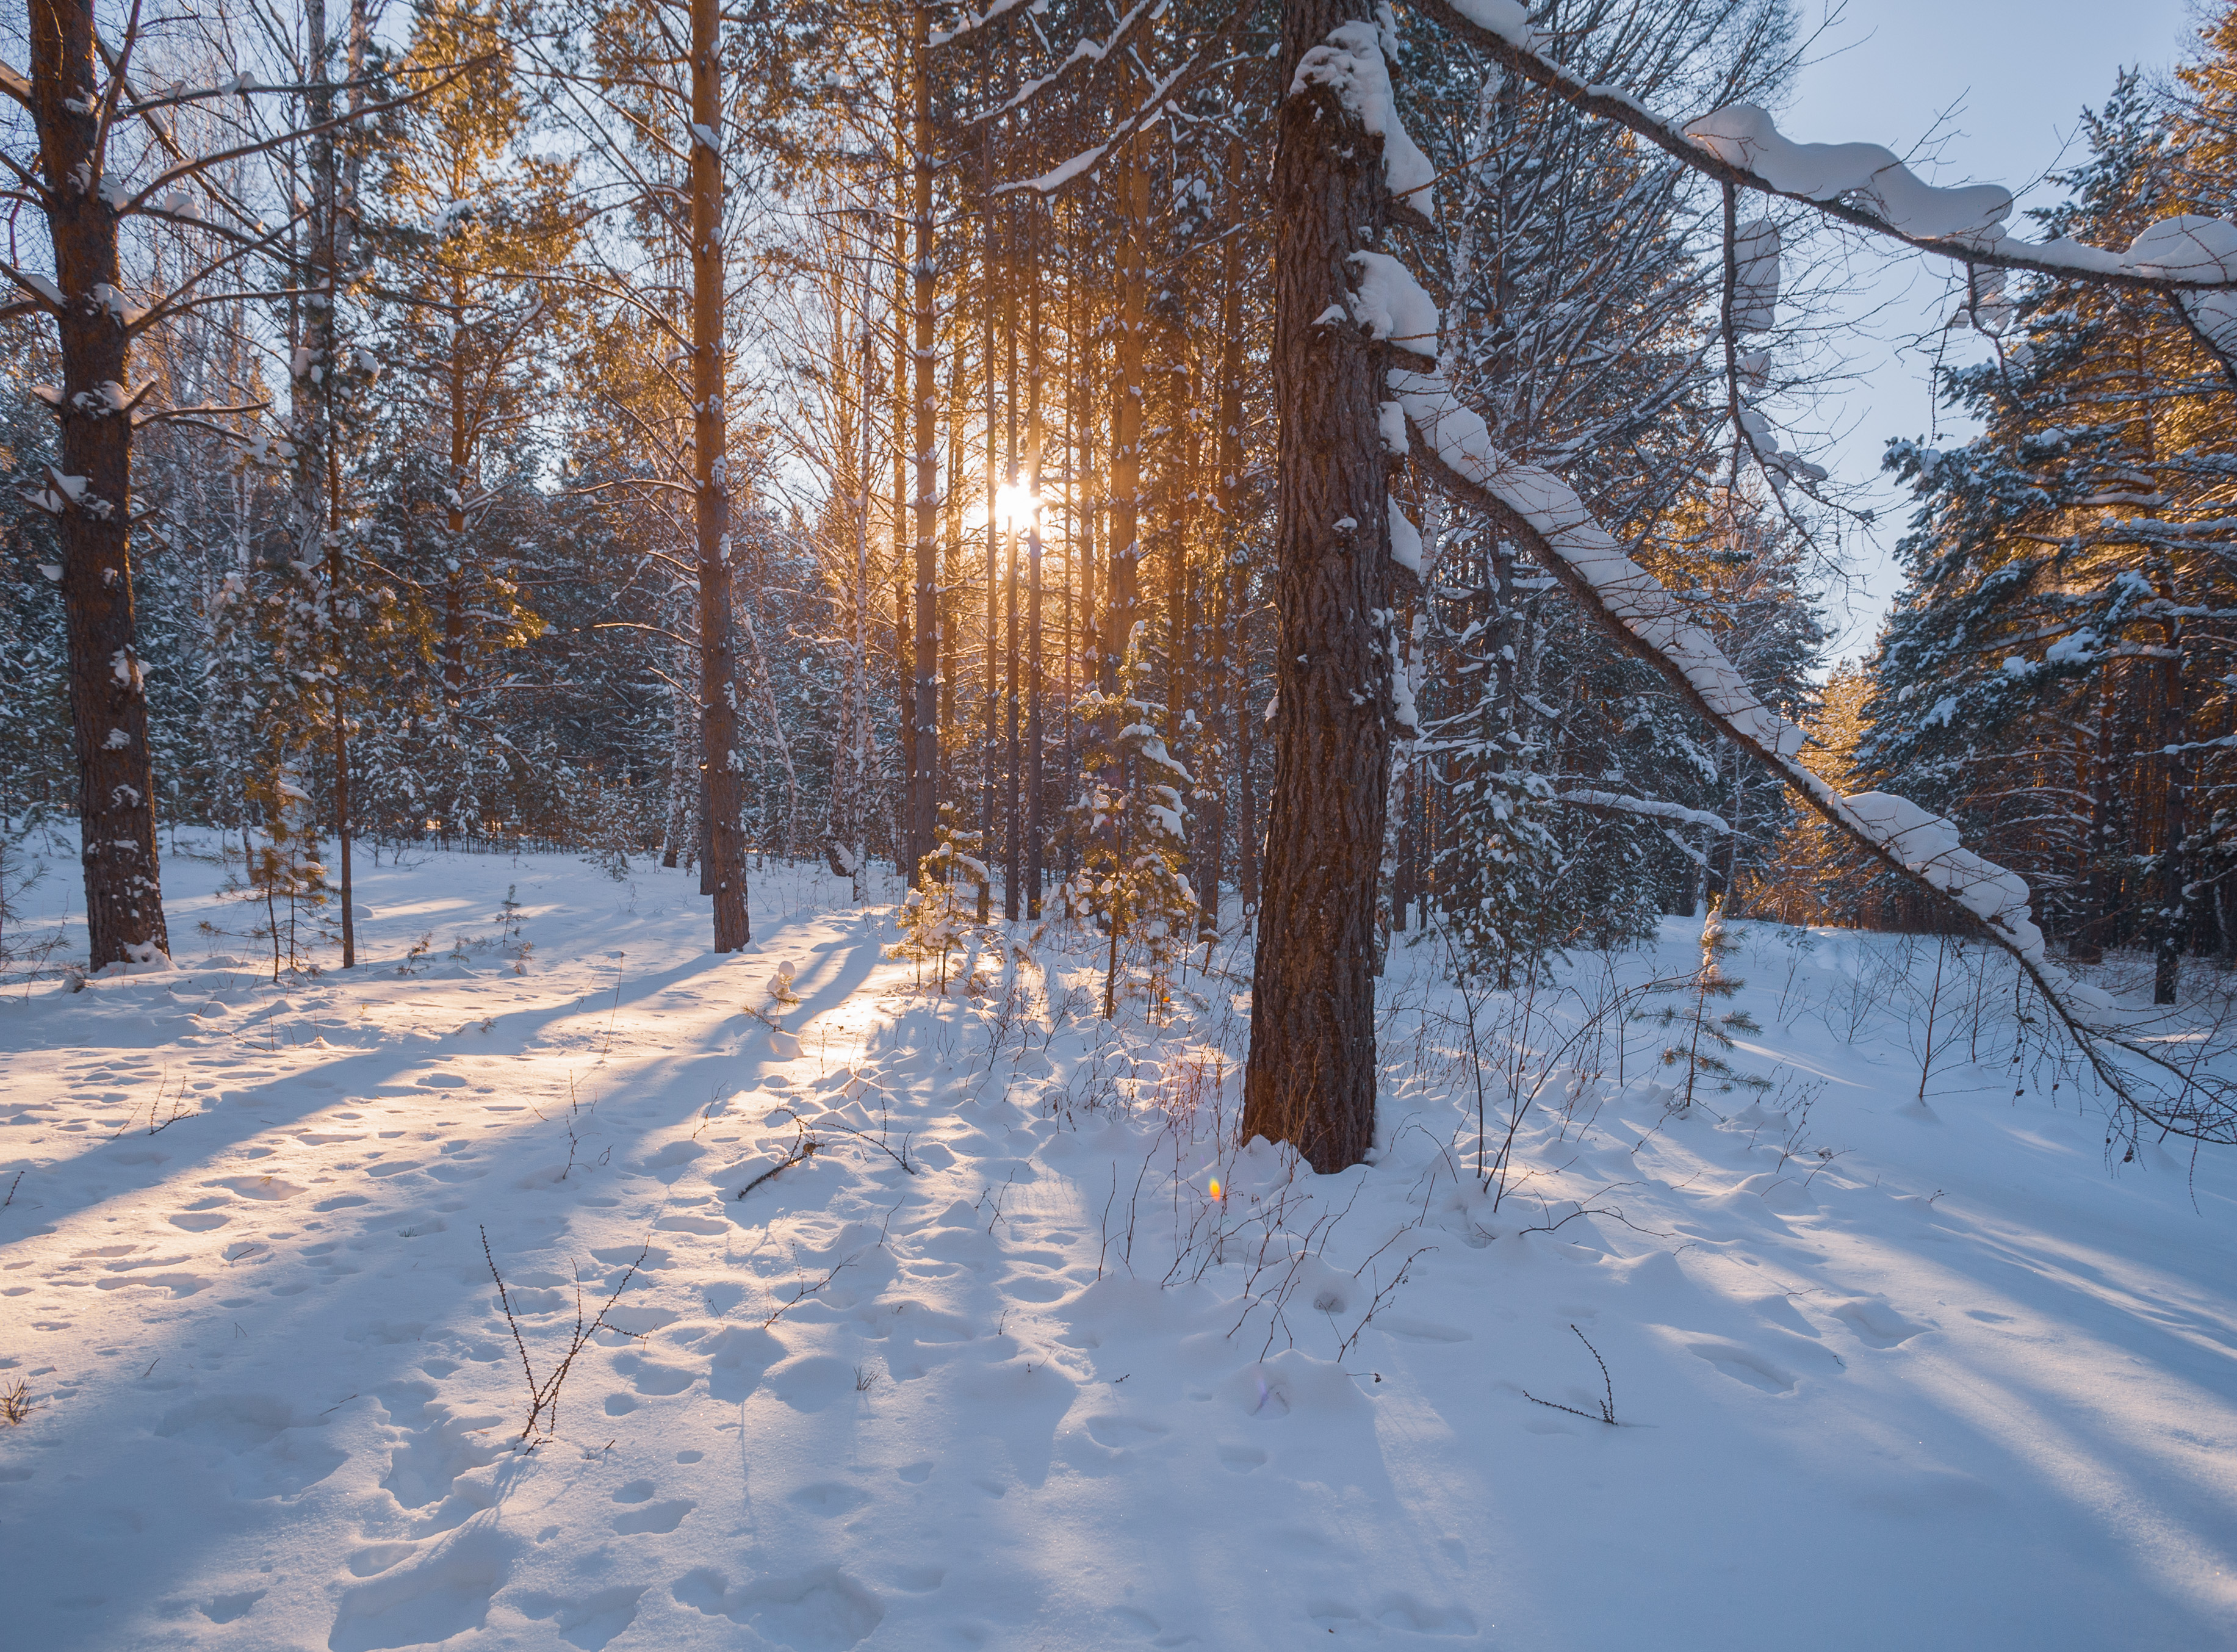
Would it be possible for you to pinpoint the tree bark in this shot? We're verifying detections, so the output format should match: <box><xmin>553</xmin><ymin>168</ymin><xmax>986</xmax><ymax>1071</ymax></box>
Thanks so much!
<box><xmin>1026</xmin><ymin>211</ymin><xmax>1045</xmax><ymax>920</ymax></box>
<box><xmin>30</xmin><ymin>0</ymin><xmax>170</xmax><ymax>968</ymax></box>
<box><xmin>1242</xmin><ymin>0</ymin><xmax>1396</xmax><ymax>1172</ymax></box>
<box><xmin>980</xmin><ymin>128</ymin><xmax>1000</xmax><ymax>920</ymax></box>
<box><xmin>691</xmin><ymin>0</ymin><xmax>748</xmax><ymax>950</ymax></box>
<box><xmin>1202</xmin><ymin>161</ymin><xmax>1245</xmax><ymax>933</ymax></box>
<box><xmin>909</xmin><ymin>0</ymin><xmax>940</xmax><ymax>884</ymax></box>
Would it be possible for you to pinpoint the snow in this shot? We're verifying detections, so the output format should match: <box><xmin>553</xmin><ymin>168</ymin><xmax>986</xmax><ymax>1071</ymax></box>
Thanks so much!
<box><xmin>1681</xmin><ymin>102</ymin><xmax>2237</xmax><ymax>294</ymax></box>
<box><xmin>4</xmin><ymin>837</ymin><xmax>2234</xmax><ymax>1648</ymax></box>
<box><xmin>1390</xmin><ymin>367</ymin><xmax>1810</xmax><ymax>763</ymax></box>
<box><xmin>1840</xmin><ymin>793</ymin><xmax>2043</xmax><ymax>959</ymax></box>
<box><xmin>1388</xmin><ymin>499</ymin><xmax>1424</xmax><ymax>575</ymax></box>
<box><xmin>1731</xmin><ymin>216</ymin><xmax>1779</xmax><ymax>334</ymax></box>
<box><xmin>1388</xmin><ymin>366</ymin><xmax>2088</xmax><ymax>994</ymax></box>
<box><xmin>1443</xmin><ymin>0</ymin><xmax>1536</xmax><ymax>48</ymax></box>
<box><xmin>1347</xmin><ymin>251</ymin><xmax>1440</xmax><ymax>351</ymax></box>
<box><xmin>1555</xmin><ymin>789</ymin><xmax>1732</xmax><ymax>834</ymax></box>
<box><xmin>1291</xmin><ymin>24</ymin><xmax>1437</xmax><ymax>220</ymax></box>
<box><xmin>1685</xmin><ymin>104</ymin><xmax>2013</xmax><ymax>239</ymax></box>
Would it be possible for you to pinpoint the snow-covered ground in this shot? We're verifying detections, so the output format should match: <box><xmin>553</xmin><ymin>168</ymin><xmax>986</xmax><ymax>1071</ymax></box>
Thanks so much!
<box><xmin>2</xmin><ymin>833</ymin><xmax>2233</xmax><ymax>1651</ymax></box>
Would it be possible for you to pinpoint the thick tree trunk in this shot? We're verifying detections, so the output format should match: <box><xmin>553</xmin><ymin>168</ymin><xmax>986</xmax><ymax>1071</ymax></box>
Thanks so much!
<box><xmin>895</xmin><ymin>581</ymin><xmax>915</xmax><ymax>875</ymax></box>
<box><xmin>1109</xmin><ymin>121</ymin><xmax>1145</xmax><ymax>674</ymax></box>
<box><xmin>691</xmin><ymin>0</ymin><xmax>748</xmax><ymax>950</ymax></box>
<box><xmin>1242</xmin><ymin>0</ymin><xmax>1395</xmax><ymax>1172</ymax></box>
<box><xmin>2155</xmin><ymin>586</ymin><xmax>2191</xmax><ymax>1005</ymax></box>
<box><xmin>31</xmin><ymin>0</ymin><xmax>169</xmax><ymax>968</ymax></box>
<box><xmin>981</xmin><ymin>134</ymin><xmax>1000</xmax><ymax>921</ymax></box>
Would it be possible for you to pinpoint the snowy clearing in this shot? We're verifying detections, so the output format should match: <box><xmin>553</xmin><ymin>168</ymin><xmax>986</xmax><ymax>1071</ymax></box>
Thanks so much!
<box><xmin>2</xmin><ymin>837</ymin><xmax>2234</xmax><ymax>1650</ymax></box>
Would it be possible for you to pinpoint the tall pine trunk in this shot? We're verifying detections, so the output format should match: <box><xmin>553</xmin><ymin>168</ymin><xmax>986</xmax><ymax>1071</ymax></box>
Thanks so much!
<box><xmin>691</xmin><ymin>0</ymin><xmax>748</xmax><ymax>950</ymax></box>
<box><xmin>31</xmin><ymin>0</ymin><xmax>170</xmax><ymax>967</ymax></box>
<box><xmin>908</xmin><ymin>0</ymin><xmax>940</xmax><ymax>884</ymax></box>
<box><xmin>1242</xmin><ymin>0</ymin><xmax>1396</xmax><ymax>1171</ymax></box>
<box><xmin>1025</xmin><ymin>212</ymin><xmax>1045</xmax><ymax>920</ymax></box>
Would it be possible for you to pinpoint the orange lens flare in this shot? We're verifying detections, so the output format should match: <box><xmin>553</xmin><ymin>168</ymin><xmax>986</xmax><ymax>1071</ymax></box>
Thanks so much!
<box><xmin>1208</xmin><ymin>1178</ymin><xmax>1223</xmax><ymax>1201</ymax></box>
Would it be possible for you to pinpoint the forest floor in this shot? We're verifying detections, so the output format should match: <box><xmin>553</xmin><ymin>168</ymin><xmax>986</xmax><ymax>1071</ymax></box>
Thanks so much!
<box><xmin>2</xmin><ymin>831</ymin><xmax>2234</xmax><ymax>1651</ymax></box>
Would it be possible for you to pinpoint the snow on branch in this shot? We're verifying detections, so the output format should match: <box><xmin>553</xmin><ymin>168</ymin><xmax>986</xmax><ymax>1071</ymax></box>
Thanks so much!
<box><xmin>960</xmin><ymin>0</ymin><xmax>1161</xmax><ymax>123</ymax></box>
<box><xmin>991</xmin><ymin>0</ymin><xmax>1256</xmax><ymax>196</ymax></box>
<box><xmin>930</xmin><ymin>0</ymin><xmax>1037</xmax><ymax>49</ymax></box>
<box><xmin>1392</xmin><ymin>367</ymin><xmax>2235</xmax><ymax>1145</ymax></box>
<box><xmin>1408</xmin><ymin>0</ymin><xmax>2237</xmax><ymax>296</ymax></box>
<box><xmin>1291</xmin><ymin>23</ymin><xmax>1436</xmax><ymax>222</ymax></box>
<box><xmin>1554</xmin><ymin>790</ymin><xmax>1734</xmax><ymax>835</ymax></box>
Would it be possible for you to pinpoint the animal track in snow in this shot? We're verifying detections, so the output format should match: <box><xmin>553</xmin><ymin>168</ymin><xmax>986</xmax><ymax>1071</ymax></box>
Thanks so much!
<box><xmin>513</xmin><ymin>1584</ymin><xmax>645</xmax><ymax>1651</ymax></box>
<box><xmin>328</xmin><ymin>1525</ymin><xmax>510</xmax><ymax>1652</ymax></box>
<box><xmin>1831</xmin><ymin>1297</ymin><xmax>1929</xmax><ymax>1347</ymax></box>
<box><xmin>1685</xmin><ymin>1337</ymin><xmax>1798</xmax><ymax>1393</ymax></box>
<box><xmin>788</xmin><ymin>1480</ymin><xmax>872</xmax><ymax>1517</ymax></box>
<box><xmin>674</xmin><ymin>1565</ymin><xmax>887</xmax><ymax>1650</ymax></box>
<box><xmin>153</xmin><ymin>1394</ymin><xmax>344</xmax><ymax>1499</ymax></box>
<box><xmin>613</xmin><ymin>1497</ymin><xmax>694</xmax><ymax>1535</ymax></box>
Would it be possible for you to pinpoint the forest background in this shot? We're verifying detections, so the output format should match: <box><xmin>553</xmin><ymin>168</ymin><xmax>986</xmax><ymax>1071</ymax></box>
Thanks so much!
<box><xmin>5</xmin><ymin>0</ymin><xmax>2237</xmax><ymax>1105</ymax></box>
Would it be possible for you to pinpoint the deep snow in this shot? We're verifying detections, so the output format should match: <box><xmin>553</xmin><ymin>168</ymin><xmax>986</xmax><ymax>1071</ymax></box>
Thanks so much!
<box><xmin>2</xmin><ymin>834</ymin><xmax>2233</xmax><ymax>1650</ymax></box>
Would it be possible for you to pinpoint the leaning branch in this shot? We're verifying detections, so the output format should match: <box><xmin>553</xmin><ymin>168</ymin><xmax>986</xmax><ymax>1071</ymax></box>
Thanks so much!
<box><xmin>1408</xmin><ymin>0</ymin><xmax>2237</xmax><ymax>297</ymax></box>
<box><xmin>1401</xmin><ymin>381</ymin><xmax>2235</xmax><ymax>1145</ymax></box>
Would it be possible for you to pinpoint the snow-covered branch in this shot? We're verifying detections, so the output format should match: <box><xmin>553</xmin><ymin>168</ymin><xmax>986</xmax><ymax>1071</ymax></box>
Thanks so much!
<box><xmin>1395</xmin><ymin>361</ymin><xmax>2234</xmax><ymax>1142</ymax></box>
<box><xmin>1410</xmin><ymin>0</ymin><xmax>2237</xmax><ymax>298</ymax></box>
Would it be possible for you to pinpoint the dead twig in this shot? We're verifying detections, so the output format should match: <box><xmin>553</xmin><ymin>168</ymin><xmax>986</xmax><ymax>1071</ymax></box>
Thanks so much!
<box><xmin>481</xmin><ymin>1225</ymin><xmax>649</xmax><ymax>1448</ymax></box>
<box><xmin>1520</xmin><ymin>1324</ymin><xmax>1620</xmax><ymax>1426</ymax></box>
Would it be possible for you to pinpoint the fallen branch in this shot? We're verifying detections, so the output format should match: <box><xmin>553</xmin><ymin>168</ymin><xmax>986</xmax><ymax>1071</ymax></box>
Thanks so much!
<box><xmin>738</xmin><ymin>1125</ymin><xmax>820</xmax><ymax>1199</ymax></box>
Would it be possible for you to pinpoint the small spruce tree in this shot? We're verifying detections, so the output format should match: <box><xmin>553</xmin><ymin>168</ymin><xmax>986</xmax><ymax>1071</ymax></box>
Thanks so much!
<box><xmin>1640</xmin><ymin>898</ymin><xmax>1771</xmax><ymax>1111</ymax></box>
<box><xmin>1057</xmin><ymin>626</ymin><xmax>1200</xmax><ymax>1020</ymax></box>
<box><xmin>888</xmin><ymin>803</ymin><xmax>986</xmax><ymax>993</ymax></box>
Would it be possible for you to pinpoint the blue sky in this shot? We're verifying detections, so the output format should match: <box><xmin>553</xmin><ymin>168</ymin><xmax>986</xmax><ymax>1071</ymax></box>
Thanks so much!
<box><xmin>1783</xmin><ymin>0</ymin><xmax>2205</xmax><ymax>657</ymax></box>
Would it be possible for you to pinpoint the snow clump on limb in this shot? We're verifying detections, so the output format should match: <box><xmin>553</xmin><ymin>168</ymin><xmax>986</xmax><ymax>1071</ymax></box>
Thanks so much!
<box><xmin>1731</xmin><ymin>217</ymin><xmax>1780</xmax><ymax>333</ymax></box>
<box><xmin>1684</xmin><ymin>104</ymin><xmax>2013</xmax><ymax>239</ymax></box>
<box><xmin>1686</xmin><ymin>101</ymin><xmax>2237</xmax><ymax>317</ymax></box>
<box><xmin>1443</xmin><ymin>0</ymin><xmax>1537</xmax><ymax>46</ymax></box>
<box><xmin>2125</xmin><ymin>216</ymin><xmax>2237</xmax><ymax>354</ymax></box>
<box><xmin>1290</xmin><ymin>23</ymin><xmax>1436</xmax><ymax>220</ymax></box>
<box><xmin>1347</xmin><ymin>252</ymin><xmax>1439</xmax><ymax>352</ymax></box>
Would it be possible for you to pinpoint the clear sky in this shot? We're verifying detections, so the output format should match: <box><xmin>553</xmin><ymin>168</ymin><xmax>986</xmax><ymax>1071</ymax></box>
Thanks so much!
<box><xmin>1783</xmin><ymin>0</ymin><xmax>2206</xmax><ymax>658</ymax></box>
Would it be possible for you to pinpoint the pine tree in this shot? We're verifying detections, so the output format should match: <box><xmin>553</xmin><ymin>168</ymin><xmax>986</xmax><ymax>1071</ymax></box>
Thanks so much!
<box><xmin>888</xmin><ymin>802</ymin><xmax>986</xmax><ymax>992</ymax></box>
<box><xmin>1640</xmin><ymin>898</ymin><xmax>1770</xmax><ymax>1112</ymax></box>
<box><xmin>1059</xmin><ymin>623</ymin><xmax>1201</xmax><ymax>1020</ymax></box>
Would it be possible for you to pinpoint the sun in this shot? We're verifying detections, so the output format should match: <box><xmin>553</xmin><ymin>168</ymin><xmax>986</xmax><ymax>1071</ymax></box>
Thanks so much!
<box><xmin>992</xmin><ymin>483</ymin><xmax>1040</xmax><ymax>535</ymax></box>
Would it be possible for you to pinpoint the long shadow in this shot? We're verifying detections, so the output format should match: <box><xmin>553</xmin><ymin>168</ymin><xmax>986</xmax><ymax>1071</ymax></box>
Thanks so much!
<box><xmin>0</xmin><ymin>904</ymin><xmax>895</xmax><ymax>1244</ymax></box>
<box><xmin>1</xmin><ymin>902</ymin><xmax>912</xmax><ymax>1646</ymax></box>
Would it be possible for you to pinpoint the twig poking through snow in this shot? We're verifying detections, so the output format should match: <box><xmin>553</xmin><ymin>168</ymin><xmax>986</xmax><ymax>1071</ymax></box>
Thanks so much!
<box><xmin>481</xmin><ymin>1225</ymin><xmax>649</xmax><ymax>1448</ymax></box>
<box><xmin>1521</xmin><ymin>1324</ymin><xmax>1620</xmax><ymax>1426</ymax></box>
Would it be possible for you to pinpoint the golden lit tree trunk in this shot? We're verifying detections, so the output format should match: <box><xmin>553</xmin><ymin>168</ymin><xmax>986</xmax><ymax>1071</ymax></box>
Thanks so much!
<box><xmin>691</xmin><ymin>0</ymin><xmax>749</xmax><ymax>950</ymax></box>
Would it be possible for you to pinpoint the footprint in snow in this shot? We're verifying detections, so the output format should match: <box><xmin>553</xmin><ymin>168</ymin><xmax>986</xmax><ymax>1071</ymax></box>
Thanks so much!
<box><xmin>1685</xmin><ymin>1337</ymin><xmax>1798</xmax><ymax>1393</ymax></box>
<box><xmin>674</xmin><ymin>1566</ymin><xmax>885</xmax><ymax>1650</ymax></box>
<box><xmin>512</xmin><ymin>1584</ymin><xmax>645</xmax><ymax>1652</ymax></box>
<box><xmin>788</xmin><ymin>1481</ymin><xmax>873</xmax><ymax>1517</ymax></box>
<box><xmin>1831</xmin><ymin>1297</ymin><xmax>1929</xmax><ymax>1347</ymax></box>
<box><xmin>613</xmin><ymin>1498</ymin><xmax>694</xmax><ymax>1535</ymax></box>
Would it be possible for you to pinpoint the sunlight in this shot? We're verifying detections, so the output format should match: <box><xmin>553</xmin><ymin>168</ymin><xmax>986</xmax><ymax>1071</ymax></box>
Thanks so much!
<box><xmin>993</xmin><ymin>482</ymin><xmax>1040</xmax><ymax>536</ymax></box>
